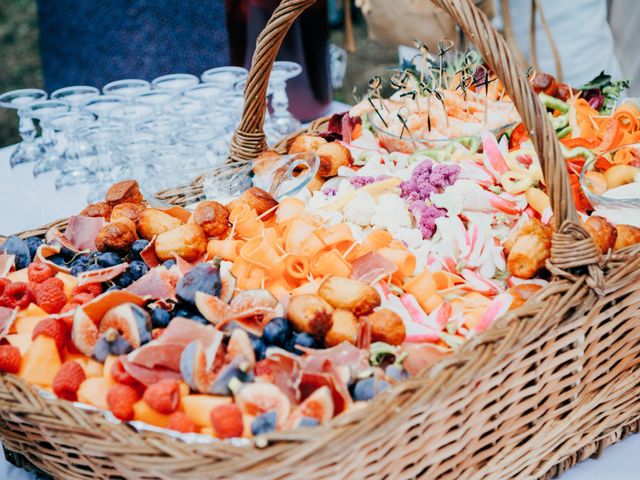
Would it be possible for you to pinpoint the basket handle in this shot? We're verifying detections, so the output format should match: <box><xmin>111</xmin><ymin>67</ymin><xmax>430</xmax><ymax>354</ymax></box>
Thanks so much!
<box><xmin>229</xmin><ymin>0</ymin><xmax>579</xmax><ymax>231</ymax></box>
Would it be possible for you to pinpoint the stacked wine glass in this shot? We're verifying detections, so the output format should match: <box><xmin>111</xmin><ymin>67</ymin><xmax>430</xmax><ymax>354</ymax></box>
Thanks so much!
<box><xmin>0</xmin><ymin>62</ymin><xmax>302</xmax><ymax>202</ymax></box>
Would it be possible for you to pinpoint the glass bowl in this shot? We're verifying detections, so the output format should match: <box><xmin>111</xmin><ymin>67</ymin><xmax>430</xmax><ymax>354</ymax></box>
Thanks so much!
<box><xmin>368</xmin><ymin>111</ymin><xmax>514</xmax><ymax>154</ymax></box>
<box><xmin>152</xmin><ymin>151</ymin><xmax>319</xmax><ymax>207</ymax></box>
<box><xmin>579</xmin><ymin>143</ymin><xmax>640</xmax><ymax>226</ymax></box>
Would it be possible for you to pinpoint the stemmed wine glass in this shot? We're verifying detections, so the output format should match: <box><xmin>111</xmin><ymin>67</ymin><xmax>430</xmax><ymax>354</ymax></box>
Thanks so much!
<box><xmin>178</xmin><ymin>126</ymin><xmax>224</xmax><ymax>169</ymax></box>
<box><xmin>0</xmin><ymin>89</ymin><xmax>48</xmax><ymax>167</ymax></box>
<box><xmin>49</xmin><ymin>111</ymin><xmax>96</xmax><ymax>189</ymax></box>
<box><xmin>151</xmin><ymin>74</ymin><xmax>199</xmax><ymax>96</ymax></box>
<box><xmin>268</xmin><ymin>61</ymin><xmax>302</xmax><ymax>136</ymax></box>
<box><xmin>183</xmin><ymin>84</ymin><xmax>223</xmax><ymax>109</ymax></box>
<box><xmin>81</xmin><ymin>124</ymin><xmax>125</xmax><ymax>203</ymax></box>
<box><xmin>82</xmin><ymin>95</ymin><xmax>124</xmax><ymax>125</ymax></box>
<box><xmin>103</xmin><ymin>79</ymin><xmax>151</xmax><ymax>103</ymax></box>
<box><xmin>135</xmin><ymin>90</ymin><xmax>174</xmax><ymax>114</ymax></box>
<box><xmin>28</xmin><ymin>100</ymin><xmax>69</xmax><ymax>176</ymax></box>
<box><xmin>200</xmin><ymin>66</ymin><xmax>248</xmax><ymax>88</ymax></box>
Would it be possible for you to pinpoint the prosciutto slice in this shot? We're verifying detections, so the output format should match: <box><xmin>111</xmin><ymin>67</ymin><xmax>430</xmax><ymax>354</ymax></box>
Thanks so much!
<box><xmin>0</xmin><ymin>254</ymin><xmax>15</xmax><ymax>278</ymax></box>
<box><xmin>121</xmin><ymin>360</ymin><xmax>183</xmax><ymax>386</ymax></box>
<box><xmin>126</xmin><ymin>267</ymin><xmax>176</xmax><ymax>300</ymax></box>
<box><xmin>77</xmin><ymin>264</ymin><xmax>128</xmax><ymax>286</ymax></box>
<box><xmin>0</xmin><ymin>307</ymin><xmax>18</xmax><ymax>340</ymax></box>
<box><xmin>127</xmin><ymin>317</ymin><xmax>219</xmax><ymax>371</ymax></box>
<box><xmin>64</xmin><ymin>216</ymin><xmax>105</xmax><ymax>251</ymax></box>
<box><xmin>140</xmin><ymin>238</ymin><xmax>160</xmax><ymax>268</ymax></box>
<box><xmin>350</xmin><ymin>252</ymin><xmax>396</xmax><ymax>284</ymax></box>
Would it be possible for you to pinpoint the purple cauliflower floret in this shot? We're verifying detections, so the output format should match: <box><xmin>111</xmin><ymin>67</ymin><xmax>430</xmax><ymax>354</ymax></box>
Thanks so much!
<box><xmin>349</xmin><ymin>176</ymin><xmax>375</xmax><ymax>188</ymax></box>
<box><xmin>400</xmin><ymin>160</ymin><xmax>461</xmax><ymax>202</ymax></box>
<box><xmin>321</xmin><ymin>185</ymin><xmax>337</xmax><ymax>197</ymax></box>
<box><xmin>411</xmin><ymin>201</ymin><xmax>446</xmax><ymax>239</ymax></box>
<box><xmin>429</xmin><ymin>164</ymin><xmax>461</xmax><ymax>190</ymax></box>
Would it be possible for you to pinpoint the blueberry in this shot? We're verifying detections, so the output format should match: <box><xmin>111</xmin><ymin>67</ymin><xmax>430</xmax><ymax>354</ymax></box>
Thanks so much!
<box><xmin>251</xmin><ymin>411</ymin><xmax>277</xmax><ymax>436</ymax></box>
<box><xmin>24</xmin><ymin>236</ymin><xmax>43</xmax><ymax>258</ymax></box>
<box><xmin>72</xmin><ymin>253</ymin><xmax>93</xmax><ymax>266</ymax></box>
<box><xmin>352</xmin><ymin>377</ymin><xmax>390</xmax><ymax>402</ymax></box>
<box><xmin>114</xmin><ymin>272</ymin><xmax>134</xmax><ymax>288</ymax></box>
<box><xmin>48</xmin><ymin>254</ymin><xmax>66</xmax><ymax>266</ymax></box>
<box><xmin>298</xmin><ymin>417</ymin><xmax>320</xmax><ymax>428</ymax></box>
<box><xmin>251</xmin><ymin>336</ymin><xmax>267</xmax><ymax>361</ymax></box>
<box><xmin>385</xmin><ymin>365</ymin><xmax>409</xmax><ymax>382</ymax></box>
<box><xmin>162</xmin><ymin>259</ymin><xmax>177</xmax><ymax>270</ymax></box>
<box><xmin>172</xmin><ymin>306</ymin><xmax>193</xmax><ymax>319</ymax></box>
<box><xmin>288</xmin><ymin>332</ymin><xmax>318</xmax><ymax>355</ymax></box>
<box><xmin>262</xmin><ymin>317</ymin><xmax>291</xmax><ymax>346</ymax></box>
<box><xmin>96</xmin><ymin>252</ymin><xmax>122</xmax><ymax>268</ymax></box>
<box><xmin>59</xmin><ymin>246</ymin><xmax>77</xmax><ymax>262</ymax></box>
<box><xmin>127</xmin><ymin>260</ymin><xmax>148</xmax><ymax>281</ymax></box>
<box><xmin>0</xmin><ymin>236</ymin><xmax>31</xmax><ymax>269</ymax></box>
<box><xmin>150</xmin><ymin>308</ymin><xmax>171</xmax><ymax>328</ymax></box>
<box><xmin>70</xmin><ymin>264</ymin><xmax>87</xmax><ymax>276</ymax></box>
<box><xmin>189</xmin><ymin>314</ymin><xmax>209</xmax><ymax>325</ymax></box>
<box><xmin>130</xmin><ymin>239</ymin><xmax>150</xmax><ymax>260</ymax></box>
<box><xmin>86</xmin><ymin>263</ymin><xmax>102</xmax><ymax>272</ymax></box>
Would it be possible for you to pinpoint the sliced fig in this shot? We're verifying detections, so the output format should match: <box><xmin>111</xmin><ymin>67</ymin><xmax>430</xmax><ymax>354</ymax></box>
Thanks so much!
<box><xmin>230</xmin><ymin>289</ymin><xmax>278</xmax><ymax>315</ymax></box>
<box><xmin>92</xmin><ymin>330</ymin><xmax>133</xmax><ymax>362</ymax></box>
<box><xmin>99</xmin><ymin>303</ymin><xmax>152</xmax><ymax>349</ymax></box>
<box><xmin>179</xmin><ymin>332</ymin><xmax>225</xmax><ymax>392</ymax></box>
<box><xmin>72</xmin><ymin>307</ymin><xmax>99</xmax><ymax>356</ymax></box>
<box><xmin>208</xmin><ymin>361</ymin><xmax>248</xmax><ymax>396</ymax></box>
<box><xmin>195</xmin><ymin>291</ymin><xmax>230</xmax><ymax>326</ymax></box>
<box><xmin>35</xmin><ymin>243</ymin><xmax>71</xmax><ymax>274</ymax></box>
<box><xmin>219</xmin><ymin>261</ymin><xmax>236</xmax><ymax>303</ymax></box>
<box><xmin>176</xmin><ymin>262</ymin><xmax>221</xmax><ymax>306</ymax></box>
<box><xmin>286</xmin><ymin>386</ymin><xmax>334</xmax><ymax>429</ymax></box>
<box><xmin>235</xmin><ymin>383</ymin><xmax>291</xmax><ymax>428</ymax></box>
<box><xmin>227</xmin><ymin>328</ymin><xmax>256</xmax><ymax>368</ymax></box>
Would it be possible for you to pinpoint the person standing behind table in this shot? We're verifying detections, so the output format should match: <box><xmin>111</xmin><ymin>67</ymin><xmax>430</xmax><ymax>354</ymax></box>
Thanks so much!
<box><xmin>37</xmin><ymin>0</ymin><xmax>231</xmax><ymax>91</ymax></box>
<box><xmin>494</xmin><ymin>0</ymin><xmax>623</xmax><ymax>86</ymax></box>
<box><xmin>609</xmin><ymin>0</ymin><xmax>640</xmax><ymax>96</ymax></box>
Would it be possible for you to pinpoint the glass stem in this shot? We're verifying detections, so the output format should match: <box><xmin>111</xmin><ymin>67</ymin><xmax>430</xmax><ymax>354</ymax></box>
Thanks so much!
<box><xmin>18</xmin><ymin>108</ymin><xmax>37</xmax><ymax>144</ymax></box>
<box><xmin>271</xmin><ymin>80</ymin><xmax>289</xmax><ymax>119</ymax></box>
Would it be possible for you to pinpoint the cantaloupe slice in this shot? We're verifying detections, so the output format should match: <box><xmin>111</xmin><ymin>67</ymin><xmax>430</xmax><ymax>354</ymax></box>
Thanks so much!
<box><xmin>178</xmin><ymin>381</ymin><xmax>190</xmax><ymax>397</ymax></box>
<box><xmin>14</xmin><ymin>315</ymin><xmax>47</xmax><ymax>336</ymax></box>
<box><xmin>200</xmin><ymin>427</ymin><xmax>215</xmax><ymax>436</ymax></box>
<box><xmin>22</xmin><ymin>303</ymin><xmax>48</xmax><ymax>317</ymax></box>
<box><xmin>84</xmin><ymin>359</ymin><xmax>104</xmax><ymax>378</ymax></box>
<box><xmin>56</xmin><ymin>272</ymin><xmax>78</xmax><ymax>300</ymax></box>
<box><xmin>7</xmin><ymin>268</ymin><xmax>28</xmax><ymax>283</ymax></box>
<box><xmin>5</xmin><ymin>334</ymin><xmax>32</xmax><ymax>355</ymax></box>
<box><xmin>242</xmin><ymin>414</ymin><xmax>255</xmax><ymax>438</ymax></box>
<box><xmin>18</xmin><ymin>336</ymin><xmax>62</xmax><ymax>387</ymax></box>
<box><xmin>77</xmin><ymin>377</ymin><xmax>114</xmax><ymax>410</ymax></box>
<box><xmin>102</xmin><ymin>356</ymin><xmax>117</xmax><ymax>382</ymax></box>
<box><xmin>180</xmin><ymin>395</ymin><xmax>231</xmax><ymax>428</ymax></box>
<box><xmin>63</xmin><ymin>352</ymin><xmax>89</xmax><ymax>371</ymax></box>
<box><xmin>133</xmin><ymin>400</ymin><xmax>170</xmax><ymax>428</ymax></box>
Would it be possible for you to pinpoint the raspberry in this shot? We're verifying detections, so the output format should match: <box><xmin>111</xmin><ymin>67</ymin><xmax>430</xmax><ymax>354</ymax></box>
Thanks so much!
<box><xmin>32</xmin><ymin>318</ymin><xmax>68</xmax><ymax>352</ymax></box>
<box><xmin>210</xmin><ymin>403</ymin><xmax>244</xmax><ymax>439</ymax></box>
<box><xmin>111</xmin><ymin>358</ymin><xmax>143</xmax><ymax>389</ymax></box>
<box><xmin>167</xmin><ymin>411</ymin><xmax>198</xmax><ymax>433</ymax></box>
<box><xmin>107</xmin><ymin>384</ymin><xmax>140</xmax><ymax>421</ymax></box>
<box><xmin>41</xmin><ymin>277</ymin><xmax>65</xmax><ymax>291</ymax></box>
<box><xmin>143</xmin><ymin>379</ymin><xmax>180</xmax><ymax>414</ymax></box>
<box><xmin>0</xmin><ymin>278</ymin><xmax>10</xmax><ymax>297</ymax></box>
<box><xmin>52</xmin><ymin>361</ymin><xmax>86</xmax><ymax>401</ymax></box>
<box><xmin>34</xmin><ymin>282</ymin><xmax>67</xmax><ymax>314</ymax></box>
<box><xmin>70</xmin><ymin>292</ymin><xmax>94</xmax><ymax>305</ymax></box>
<box><xmin>28</xmin><ymin>263</ymin><xmax>54</xmax><ymax>284</ymax></box>
<box><xmin>72</xmin><ymin>283</ymin><xmax>102</xmax><ymax>298</ymax></box>
<box><xmin>0</xmin><ymin>282</ymin><xmax>33</xmax><ymax>309</ymax></box>
<box><xmin>0</xmin><ymin>345</ymin><xmax>21</xmax><ymax>374</ymax></box>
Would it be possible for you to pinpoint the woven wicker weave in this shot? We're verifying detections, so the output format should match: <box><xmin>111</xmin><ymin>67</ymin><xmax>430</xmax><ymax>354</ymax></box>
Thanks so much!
<box><xmin>2</xmin><ymin>1</ymin><xmax>640</xmax><ymax>479</ymax></box>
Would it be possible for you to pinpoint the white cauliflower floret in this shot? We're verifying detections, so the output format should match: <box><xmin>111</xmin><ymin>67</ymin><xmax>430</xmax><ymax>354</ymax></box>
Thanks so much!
<box><xmin>343</xmin><ymin>190</ymin><xmax>377</xmax><ymax>226</ymax></box>
<box><xmin>371</xmin><ymin>194</ymin><xmax>412</xmax><ymax>233</ymax></box>
<box><xmin>356</xmin><ymin>157</ymin><xmax>395</xmax><ymax>178</ymax></box>
<box><xmin>431</xmin><ymin>179</ymin><xmax>486</xmax><ymax>216</ymax></box>
<box><xmin>392</xmin><ymin>227</ymin><xmax>424</xmax><ymax>249</ymax></box>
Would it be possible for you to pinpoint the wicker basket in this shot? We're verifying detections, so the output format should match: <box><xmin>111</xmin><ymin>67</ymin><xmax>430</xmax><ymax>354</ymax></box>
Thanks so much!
<box><xmin>3</xmin><ymin>1</ymin><xmax>640</xmax><ymax>479</ymax></box>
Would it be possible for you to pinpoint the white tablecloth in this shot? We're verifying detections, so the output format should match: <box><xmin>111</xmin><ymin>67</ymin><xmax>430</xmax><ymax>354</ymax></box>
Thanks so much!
<box><xmin>1</xmin><ymin>144</ymin><xmax>639</xmax><ymax>478</ymax></box>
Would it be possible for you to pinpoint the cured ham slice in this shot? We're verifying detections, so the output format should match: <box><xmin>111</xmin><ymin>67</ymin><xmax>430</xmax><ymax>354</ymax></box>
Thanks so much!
<box><xmin>140</xmin><ymin>238</ymin><xmax>160</xmax><ymax>268</ymax></box>
<box><xmin>0</xmin><ymin>306</ymin><xmax>18</xmax><ymax>340</ymax></box>
<box><xmin>121</xmin><ymin>360</ymin><xmax>183</xmax><ymax>386</ymax></box>
<box><xmin>83</xmin><ymin>290</ymin><xmax>145</xmax><ymax>323</ymax></box>
<box><xmin>127</xmin><ymin>267</ymin><xmax>176</xmax><ymax>300</ymax></box>
<box><xmin>351</xmin><ymin>252</ymin><xmax>396</xmax><ymax>284</ymax></box>
<box><xmin>0</xmin><ymin>254</ymin><xmax>15</xmax><ymax>278</ymax></box>
<box><xmin>34</xmin><ymin>244</ymin><xmax>70</xmax><ymax>274</ymax></box>
<box><xmin>127</xmin><ymin>318</ymin><xmax>219</xmax><ymax>371</ymax></box>
<box><xmin>77</xmin><ymin>264</ymin><xmax>128</xmax><ymax>286</ymax></box>
<box><xmin>255</xmin><ymin>350</ymin><xmax>302</xmax><ymax>404</ymax></box>
<box><xmin>64</xmin><ymin>216</ymin><xmax>105</xmax><ymax>251</ymax></box>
